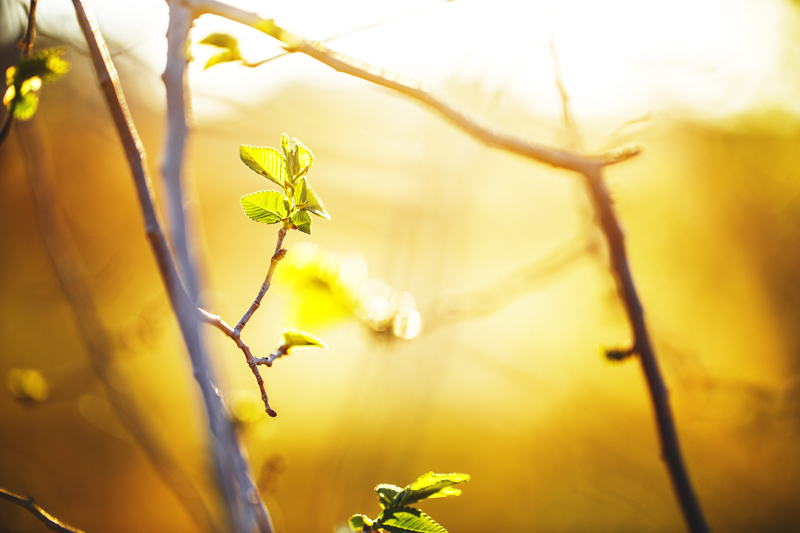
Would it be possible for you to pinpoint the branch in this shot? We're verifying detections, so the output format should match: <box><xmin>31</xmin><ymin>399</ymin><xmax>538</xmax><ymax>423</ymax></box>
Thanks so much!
<box><xmin>581</xmin><ymin>165</ymin><xmax>709</xmax><ymax>533</ymax></box>
<box><xmin>18</xmin><ymin>117</ymin><xmax>221</xmax><ymax>533</ymax></box>
<box><xmin>198</xmin><ymin>309</ymin><xmax>277</xmax><ymax>417</ymax></box>
<box><xmin>188</xmin><ymin>0</ymin><xmax>640</xmax><ymax>171</ymax></box>
<box><xmin>70</xmin><ymin>1</ymin><xmax>272</xmax><ymax>531</ymax></box>
<box><xmin>235</xmin><ymin>228</ymin><xmax>288</xmax><ymax>334</ymax></box>
<box><xmin>0</xmin><ymin>487</ymin><xmax>85</xmax><ymax>533</ymax></box>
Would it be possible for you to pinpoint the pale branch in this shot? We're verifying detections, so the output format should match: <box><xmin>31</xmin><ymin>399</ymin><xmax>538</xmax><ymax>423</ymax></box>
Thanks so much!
<box><xmin>70</xmin><ymin>1</ymin><xmax>272</xmax><ymax>532</ymax></box>
<box><xmin>186</xmin><ymin>0</ymin><xmax>640</xmax><ymax>171</ymax></box>
<box><xmin>163</xmin><ymin>0</ymin><xmax>201</xmax><ymax>302</ymax></box>
<box><xmin>198</xmin><ymin>309</ymin><xmax>277</xmax><ymax>417</ymax></box>
<box><xmin>0</xmin><ymin>487</ymin><xmax>85</xmax><ymax>533</ymax></box>
<box><xmin>235</xmin><ymin>228</ymin><xmax>288</xmax><ymax>334</ymax></box>
<box><xmin>18</xmin><ymin>117</ymin><xmax>221</xmax><ymax>533</ymax></box>
<box><xmin>580</xmin><ymin>164</ymin><xmax>709</xmax><ymax>533</ymax></box>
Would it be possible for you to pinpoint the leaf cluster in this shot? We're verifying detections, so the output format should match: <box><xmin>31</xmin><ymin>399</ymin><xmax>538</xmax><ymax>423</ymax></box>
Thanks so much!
<box><xmin>239</xmin><ymin>134</ymin><xmax>329</xmax><ymax>235</ymax></box>
<box><xmin>349</xmin><ymin>472</ymin><xmax>470</xmax><ymax>533</ymax></box>
<box><xmin>4</xmin><ymin>47</ymin><xmax>70</xmax><ymax>120</ymax></box>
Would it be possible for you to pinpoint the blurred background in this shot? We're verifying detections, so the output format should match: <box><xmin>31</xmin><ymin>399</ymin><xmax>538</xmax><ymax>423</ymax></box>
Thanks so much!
<box><xmin>2</xmin><ymin>0</ymin><xmax>800</xmax><ymax>531</ymax></box>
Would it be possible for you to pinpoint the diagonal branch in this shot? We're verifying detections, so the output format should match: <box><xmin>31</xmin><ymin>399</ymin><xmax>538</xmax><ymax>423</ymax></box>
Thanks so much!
<box><xmin>18</xmin><ymin>117</ymin><xmax>221</xmax><ymax>533</ymax></box>
<box><xmin>70</xmin><ymin>1</ymin><xmax>272</xmax><ymax>531</ymax></box>
<box><xmin>0</xmin><ymin>487</ymin><xmax>85</xmax><ymax>533</ymax></box>
<box><xmin>235</xmin><ymin>228</ymin><xmax>287</xmax><ymax>334</ymax></box>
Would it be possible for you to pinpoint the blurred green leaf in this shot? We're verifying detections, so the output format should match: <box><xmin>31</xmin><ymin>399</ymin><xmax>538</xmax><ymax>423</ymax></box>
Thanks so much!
<box><xmin>349</xmin><ymin>514</ymin><xmax>372</xmax><ymax>531</ymax></box>
<box><xmin>199</xmin><ymin>33</ymin><xmax>243</xmax><ymax>70</ymax></box>
<box><xmin>378</xmin><ymin>507</ymin><xmax>447</xmax><ymax>533</ymax></box>
<box><xmin>391</xmin><ymin>472</ymin><xmax>470</xmax><ymax>508</ymax></box>
<box><xmin>10</xmin><ymin>47</ymin><xmax>70</xmax><ymax>86</ymax></box>
<box><xmin>11</xmin><ymin>91</ymin><xmax>38</xmax><ymax>120</ymax></box>
<box><xmin>240</xmin><ymin>190</ymin><xmax>288</xmax><ymax>224</ymax></box>
<box><xmin>280</xmin><ymin>326</ymin><xmax>327</xmax><ymax>353</ymax></box>
<box><xmin>291</xmin><ymin>210</ymin><xmax>312</xmax><ymax>234</ymax></box>
<box><xmin>240</xmin><ymin>145</ymin><xmax>289</xmax><ymax>187</ymax></box>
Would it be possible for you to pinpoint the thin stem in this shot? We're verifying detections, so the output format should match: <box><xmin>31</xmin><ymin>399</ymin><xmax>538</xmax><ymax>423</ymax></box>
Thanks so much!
<box><xmin>235</xmin><ymin>228</ymin><xmax>288</xmax><ymax>334</ymax></box>
<box><xmin>70</xmin><ymin>2</ymin><xmax>272</xmax><ymax>532</ymax></box>
<box><xmin>18</xmin><ymin>117</ymin><xmax>221</xmax><ymax>533</ymax></box>
<box><xmin>580</xmin><ymin>164</ymin><xmax>709</xmax><ymax>533</ymax></box>
<box><xmin>0</xmin><ymin>486</ymin><xmax>85</xmax><ymax>533</ymax></box>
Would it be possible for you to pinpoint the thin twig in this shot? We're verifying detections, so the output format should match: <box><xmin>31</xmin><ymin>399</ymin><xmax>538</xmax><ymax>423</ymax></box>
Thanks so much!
<box><xmin>235</xmin><ymin>228</ymin><xmax>288</xmax><ymax>334</ymax></box>
<box><xmin>18</xmin><ymin>117</ymin><xmax>221</xmax><ymax>533</ymax></box>
<box><xmin>580</xmin><ymin>164</ymin><xmax>709</xmax><ymax>533</ymax></box>
<box><xmin>198</xmin><ymin>308</ymin><xmax>277</xmax><ymax>417</ymax></box>
<box><xmin>70</xmin><ymin>2</ymin><xmax>272</xmax><ymax>532</ymax></box>
<box><xmin>0</xmin><ymin>486</ymin><xmax>85</xmax><ymax>533</ymax></box>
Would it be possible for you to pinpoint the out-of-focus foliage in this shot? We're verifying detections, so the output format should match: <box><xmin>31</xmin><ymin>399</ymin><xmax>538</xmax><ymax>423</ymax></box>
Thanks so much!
<box><xmin>3</xmin><ymin>47</ymin><xmax>69</xmax><ymax>120</ymax></box>
<box><xmin>198</xmin><ymin>33</ymin><xmax>243</xmax><ymax>70</ymax></box>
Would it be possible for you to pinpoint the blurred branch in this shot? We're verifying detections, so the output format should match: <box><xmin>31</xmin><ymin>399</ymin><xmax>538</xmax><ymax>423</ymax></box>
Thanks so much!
<box><xmin>17</xmin><ymin>117</ymin><xmax>221</xmax><ymax>533</ymax></box>
<box><xmin>187</xmin><ymin>0</ymin><xmax>641</xmax><ymax>170</ymax></box>
<box><xmin>70</xmin><ymin>1</ymin><xmax>272</xmax><ymax>532</ymax></box>
<box><xmin>0</xmin><ymin>486</ymin><xmax>85</xmax><ymax>533</ymax></box>
<box><xmin>423</xmin><ymin>236</ymin><xmax>597</xmax><ymax>331</ymax></box>
<box><xmin>0</xmin><ymin>0</ymin><xmax>38</xmax><ymax>147</ymax></box>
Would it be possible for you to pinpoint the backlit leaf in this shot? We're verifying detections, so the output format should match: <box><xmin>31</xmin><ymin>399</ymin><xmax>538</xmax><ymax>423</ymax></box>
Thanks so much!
<box><xmin>378</xmin><ymin>507</ymin><xmax>448</xmax><ymax>533</ymax></box>
<box><xmin>348</xmin><ymin>514</ymin><xmax>372</xmax><ymax>530</ymax></box>
<box><xmin>293</xmin><ymin>137</ymin><xmax>313</xmax><ymax>173</ymax></box>
<box><xmin>240</xmin><ymin>190</ymin><xmax>288</xmax><ymax>224</ymax></box>
<box><xmin>204</xmin><ymin>50</ymin><xmax>240</xmax><ymax>70</ymax></box>
<box><xmin>391</xmin><ymin>473</ymin><xmax>470</xmax><ymax>508</ymax></box>
<box><xmin>303</xmin><ymin>180</ymin><xmax>330</xmax><ymax>219</ymax></box>
<box><xmin>12</xmin><ymin>92</ymin><xmax>38</xmax><ymax>120</ymax></box>
<box><xmin>291</xmin><ymin>210</ymin><xmax>312</xmax><ymax>235</ymax></box>
<box><xmin>240</xmin><ymin>145</ymin><xmax>288</xmax><ymax>187</ymax></box>
<box><xmin>375</xmin><ymin>484</ymin><xmax>402</xmax><ymax>509</ymax></box>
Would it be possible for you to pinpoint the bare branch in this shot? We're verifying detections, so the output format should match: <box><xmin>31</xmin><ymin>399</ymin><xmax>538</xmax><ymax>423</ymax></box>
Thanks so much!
<box><xmin>70</xmin><ymin>1</ymin><xmax>272</xmax><ymax>531</ymax></box>
<box><xmin>581</xmin><ymin>165</ymin><xmax>709</xmax><ymax>533</ymax></box>
<box><xmin>18</xmin><ymin>117</ymin><xmax>221</xmax><ymax>533</ymax></box>
<box><xmin>0</xmin><ymin>486</ymin><xmax>85</xmax><ymax>533</ymax></box>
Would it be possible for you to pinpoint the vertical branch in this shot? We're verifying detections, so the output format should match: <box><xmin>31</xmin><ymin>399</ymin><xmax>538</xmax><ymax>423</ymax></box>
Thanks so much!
<box><xmin>69</xmin><ymin>1</ymin><xmax>272</xmax><ymax>531</ymax></box>
<box><xmin>17</xmin><ymin>117</ymin><xmax>221</xmax><ymax>533</ymax></box>
<box><xmin>580</xmin><ymin>164</ymin><xmax>709</xmax><ymax>533</ymax></box>
<box><xmin>162</xmin><ymin>0</ymin><xmax>200</xmax><ymax>301</ymax></box>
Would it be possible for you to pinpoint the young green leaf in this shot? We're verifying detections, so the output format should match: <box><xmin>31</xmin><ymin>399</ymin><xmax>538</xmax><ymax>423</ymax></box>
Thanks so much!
<box><xmin>280</xmin><ymin>326</ymin><xmax>327</xmax><ymax>353</ymax></box>
<box><xmin>293</xmin><ymin>137</ymin><xmax>314</xmax><ymax>174</ymax></box>
<box><xmin>240</xmin><ymin>145</ymin><xmax>289</xmax><ymax>188</ymax></box>
<box><xmin>390</xmin><ymin>473</ymin><xmax>471</xmax><ymax>508</ymax></box>
<box><xmin>378</xmin><ymin>507</ymin><xmax>448</xmax><ymax>533</ymax></box>
<box><xmin>240</xmin><ymin>190</ymin><xmax>288</xmax><ymax>224</ymax></box>
<box><xmin>375</xmin><ymin>484</ymin><xmax>403</xmax><ymax>509</ymax></box>
<box><xmin>291</xmin><ymin>210</ymin><xmax>312</xmax><ymax>235</ymax></box>
<box><xmin>294</xmin><ymin>178</ymin><xmax>330</xmax><ymax>219</ymax></box>
<box><xmin>348</xmin><ymin>514</ymin><xmax>373</xmax><ymax>531</ymax></box>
